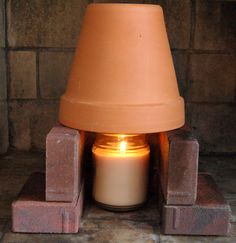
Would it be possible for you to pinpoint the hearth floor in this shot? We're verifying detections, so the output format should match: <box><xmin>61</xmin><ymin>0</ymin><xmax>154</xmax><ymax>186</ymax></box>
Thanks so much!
<box><xmin>0</xmin><ymin>151</ymin><xmax>235</xmax><ymax>243</ymax></box>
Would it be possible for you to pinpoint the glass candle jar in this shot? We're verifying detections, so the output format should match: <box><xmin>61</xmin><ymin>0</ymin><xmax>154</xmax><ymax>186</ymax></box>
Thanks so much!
<box><xmin>92</xmin><ymin>133</ymin><xmax>150</xmax><ymax>211</ymax></box>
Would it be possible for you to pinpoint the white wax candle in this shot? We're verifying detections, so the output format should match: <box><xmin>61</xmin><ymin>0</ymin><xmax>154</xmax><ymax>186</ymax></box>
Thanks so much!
<box><xmin>93</xmin><ymin>148</ymin><xmax>150</xmax><ymax>207</ymax></box>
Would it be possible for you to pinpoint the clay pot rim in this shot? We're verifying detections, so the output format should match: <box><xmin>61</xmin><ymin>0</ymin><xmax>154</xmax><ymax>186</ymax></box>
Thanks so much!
<box><xmin>59</xmin><ymin>96</ymin><xmax>184</xmax><ymax>134</ymax></box>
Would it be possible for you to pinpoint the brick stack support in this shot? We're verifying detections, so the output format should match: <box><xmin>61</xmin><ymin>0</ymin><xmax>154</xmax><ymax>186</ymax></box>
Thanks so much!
<box><xmin>159</xmin><ymin>125</ymin><xmax>199</xmax><ymax>205</ymax></box>
<box><xmin>12</xmin><ymin>125</ymin><xmax>85</xmax><ymax>233</ymax></box>
<box><xmin>159</xmin><ymin>126</ymin><xmax>231</xmax><ymax>235</ymax></box>
<box><xmin>162</xmin><ymin>174</ymin><xmax>230</xmax><ymax>235</ymax></box>
<box><xmin>46</xmin><ymin>126</ymin><xmax>84</xmax><ymax>202</ymax></box>
<box><xmin>12</xmin><ymin>173</ymin><xmax>84</xmax><ymax>233</ymax></box>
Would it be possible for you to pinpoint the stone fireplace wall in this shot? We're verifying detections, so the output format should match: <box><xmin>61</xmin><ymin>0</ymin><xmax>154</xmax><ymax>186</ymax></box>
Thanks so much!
<box><xmin>0</xmin><ymin>0</ymin><xmax>8</xmax><ymax>154</ymax></box>
<box><xmin>1</xmin><ymin>0</ymin><xmax>235</xmax><ymax>153</ymax></box>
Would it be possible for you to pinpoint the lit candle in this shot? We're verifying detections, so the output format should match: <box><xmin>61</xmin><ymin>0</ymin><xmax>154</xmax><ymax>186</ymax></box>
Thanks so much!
<box><xmin>92</xmin><ymin>134</ymin><xmax>150</xmax><ymax>211</ymax></box>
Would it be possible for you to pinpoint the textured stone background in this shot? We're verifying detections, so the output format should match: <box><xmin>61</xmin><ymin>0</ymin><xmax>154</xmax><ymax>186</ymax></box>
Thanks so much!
<box><xmin>0</xmin><ymin>0</ymin><xmax>235</xmax><ymax>153</ymax></box>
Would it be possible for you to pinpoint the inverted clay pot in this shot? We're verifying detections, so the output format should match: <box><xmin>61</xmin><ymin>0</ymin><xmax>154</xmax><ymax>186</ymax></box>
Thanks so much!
<box><xmin>59</xmin><ymin>3</ymin><xmax>185</xmax><ymax>134</ymax></box>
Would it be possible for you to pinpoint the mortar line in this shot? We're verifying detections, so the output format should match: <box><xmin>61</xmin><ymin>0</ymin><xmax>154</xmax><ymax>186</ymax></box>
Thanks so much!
<box><xmin>186</xmin><ymin>101</ymin><xmax>236</xmax><ymax>105</ymax></box>
<box><xmin>7</xmin><ymin>46</ymin><xmax>76</xmax><ymax>52</ymax></box>
<box><xmin>8</xmin><ymin>99</ymin><xmax>60</xmax><ymax>104</ymax></box>
<box><xmin>4</xmin><ymin>0</ymin><xmax>9</xmax><ymax>102</ymax></box>
<box><xmin>7</xmin><ymin>46</ymin><xmax>231</xmax><ymax>54</ymax></box>
<box><xmin>35</xmin><ymin>50</ymin><xmax>41</xmax><ymax>100</ymax></box>
<box><xmin>0</xmin><ymin>219</ymin><xmax>10</xmax><ymax>242</ymax></box>
<box><xmin>4</xmin><ymin>0</ymin><xmax>11</xmax><ymax>151</ymax></box>
<box><xmin>185</xmin><ymin>0</ymin><xmax>196</xmax><ymax>127</ymax></box>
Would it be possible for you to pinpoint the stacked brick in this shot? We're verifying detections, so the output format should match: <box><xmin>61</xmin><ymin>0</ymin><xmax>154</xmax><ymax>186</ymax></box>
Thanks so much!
<box><xmin>12</xmin><ymin>125</ymin><xmax>85</xmax><ymax>233</ymax></box>
<box><xmin>158</xmin><ymin>126</ymin><xmax>231</xmax><ymax>235</ymax></box>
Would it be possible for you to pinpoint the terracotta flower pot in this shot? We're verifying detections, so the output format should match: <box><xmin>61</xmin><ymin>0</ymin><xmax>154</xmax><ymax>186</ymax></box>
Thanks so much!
<box><xmin>59</xmin><ymin>3</ymin><xmax>185</xmax><ymax>134</ymax></box>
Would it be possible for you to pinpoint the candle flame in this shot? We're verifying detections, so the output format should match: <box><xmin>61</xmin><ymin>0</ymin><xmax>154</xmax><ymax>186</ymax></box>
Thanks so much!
<box><xmin>119</xmin><ymin>141</ymin><xmax>127</xmax><ymax>153</ymax></box>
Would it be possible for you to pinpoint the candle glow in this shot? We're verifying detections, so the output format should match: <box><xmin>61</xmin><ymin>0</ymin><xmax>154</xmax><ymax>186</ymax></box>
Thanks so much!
<box><xmin>119</xmin><ymin>140</ymin><xmax>127</xmax><ymax>153</ymax></box>
<box><xmin>92</xmin><ymin>133</ymin><xmax>150</xmax><ymax>210</ymax></box>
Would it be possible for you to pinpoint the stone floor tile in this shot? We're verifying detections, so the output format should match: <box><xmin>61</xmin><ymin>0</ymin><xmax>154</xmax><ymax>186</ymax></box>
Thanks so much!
<box><xmin>216</xmin><ymin>178</ymin><xmax>236</xmax><ymax>200</ymax></box>
<box><xmin>0</xmin><ymin>196</ymin><xmax>15</xmax><ymax>219</ymax></box>
<box><xmin>160</xmin><ymin>225</ymin><xmax>236</xmax><ymax>242</ymax></box>
<box><xmin>3</xmin><ymin>219</ymin><xmax>159</xmax><ymax>243</ymax></box>
<box><xmin>0</xmin><ymin>219</ymin><xmax>7</xmax><ymax>240</ymax></box>
<box><xmin>2</xmin><ymin>232</ymin><xmax>75</xmax><ymax>243</ymax></box>
<box><xmin>78</xmin><ymin>219</ymin><xmax>159</xmax><ymax>243</ymax></box>
<box><xmin>0</xmin><ymin>175</ymin><xmax>28</xmax><ymax>197</ymax></box>
<box><xmin>229</xmin><ymin>200</ymin><xmax>236</xmax><ymax>223</ymax></box>
<box><xmin>199</xmin><ymin>156</ymin><xmax>236</xmax><ymax>200</ymax></box>
<box><xmin>87</xmin><ymin>195</ymin><xmax>160</xmax><ymax>223</ymax></box>
<box><xmin>200</xmin><ymin>158</ymin><xmax>236</xmax><ymax>180</ymax></box>
<box><xmin>0</xmin><ymin>151</ymin><xmax>45</xmax><ymax>176</ymax></box>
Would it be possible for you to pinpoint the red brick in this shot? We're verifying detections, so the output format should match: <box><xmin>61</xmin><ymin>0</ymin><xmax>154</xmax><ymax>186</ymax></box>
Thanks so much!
<box><xmin>159</xmin><ymin>125</ymin><xmax>199</xmax><ymax>205</ymax></box>
<box><xmin>161</xmin><ymin>174</ymin><xmax>231</xmax><ymax>236</ymax></box>
<box><xmin>46</xmin><ymin>125</ymin><xmax>84</xmax><ymax>202</ymax></box>
<box><xmin>12</xmin><ymin>172</ymin><xmax>84</xmax><ymax>233</ymax></box>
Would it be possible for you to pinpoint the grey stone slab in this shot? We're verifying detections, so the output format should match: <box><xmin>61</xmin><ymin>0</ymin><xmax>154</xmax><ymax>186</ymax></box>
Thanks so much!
<box><xmin>216</xmin><ymin>178</ymin><xmax>236</xmax><ymax>200</ymax></box>
<box><xmin>0</xmin><ymin>101</ymin><xmax>8</xmax><ymax>154</ymax></box>
<box><xmin>0</xmin><ymin>0</ymin><xmax>5</xmax><ymax>48</ymax></box>
<box><xmin>160</xmin><ymin>225</ymin><xmax>236</xmax><ymax>243</ymax></box>
<box><xmin>9</xmin><ymin>51</ymin><xmax>37</xmax><ymax>99</ymax></box>
<box><xmin>199</xmin><ymin>156</ymin><xmax>236</xmax><ymax>179</ymax></box>
<box><xmin>172</xmin><ymin>52</ymin><xmax>188</xmax><ymax>97</ymax></box>
<box><xmin>0</xmin><ymin>151</ymin><xmax>45</xmax><ymax>176</ymax></box>
<box><xmin>194</xmin><ymin>1</ymin><xmax>236</xmax><ymax>50</ymax></box>
<box><xmin>199</xmin><ymin>156</ymin><xmax>236</xmax><ymax>200</ymax></box>
<box><xmin>30</xmin><ymin>103</ymin><xmax>59</xmax><ymax>150</ymax></box>
<box><xmin>187</xmin><ymin>54</ymin><xmax>235</xmax><ymax>103</ymax></box>
<box><xmin>0</xmin><ymin>49</ymin><xmax>7</xmax><ymax>100</ymax></box>
<box><xmin>0</xmin><ymin>175</ymin><xmax>28</xmax><ymax>197</ymax></box>
<box><xmin>229</xmin><ymin>200</ymin><xmax>236</xmax><ymax>223</ymax></box>
<box><xmin>159</xmin><ymin>0</ymin><xmax>191</xmax><ymax>49</ymax></box>
<box><xmin>78</xmin><ymin>219</ymin><xmax>158</xmax><ymax>243</ymax></box>
<box><xmin>8</xmin><ymin>102</ymin><xmax>32</xmax><ymax>150</ymax></box>
<box><xmin>0</xmin><ymin>195</ymin><xmax>15</xmax><ymax>219</ymax></box>
<box><xmin>2</xmin><ymin>219</ymin><xmax>158</xmax><ymax>243</ymax></box>
<box><xmin>0</xmin><ymin>175</ymin><xmax>28</xmax><ymax>219</ymax></box>
<box><xmin>0</xmin><ymin>219</ymin><xmax>7</xmax><ymax>240</ymax></box>
<box><xmin>2</xmin><ymin>232</ymin><xmax>76</xmax><ymax>243</ymax></box>
<box><xmin>9</xmin><ymin>101</ymin><xmax>59</xmax><ymax>151</ymax></box>
<box><xmin>187</xmin><ymin>103</ymin><xmax>236</xmax><ymax>153</ymax></box>
<box><xmin>87</xmin><ymin>196</ymin><xmax>160</xmax><ymax>223</ymax></box>
<box><xmin>0</xmin><ymin>1</ymin><xmax>7</xmax><ymax>156</ymax></box>
<box><xmin>39</xmin><ymin>51</ymin><xmax>73</xmax><ymax>99</ymax></box>
<box><xmin>7</xmin><ymin>0</ymin><xmax>89</xmax><ymax>48</ymax></box>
